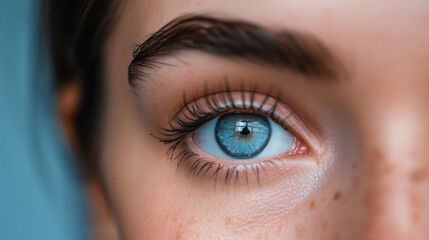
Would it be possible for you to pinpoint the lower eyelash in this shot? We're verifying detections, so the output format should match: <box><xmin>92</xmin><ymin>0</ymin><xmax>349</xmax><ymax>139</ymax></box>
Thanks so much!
<box><xmin>175</xmin><ymin>141</ymin><xmax>273</xmax><ymax>186</ymax></box>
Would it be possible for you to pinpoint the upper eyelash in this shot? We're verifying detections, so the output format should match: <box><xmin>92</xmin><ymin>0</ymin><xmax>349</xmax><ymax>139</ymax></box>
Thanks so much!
<box><xmin>151</xmin><ymin>82</ymin><xmax>282</xmax><ymax>158</ymax></box>
<box><xmin>149</xmin><ymin>81</ymin><xmax>290</xmax><ymax>185</ymax></box>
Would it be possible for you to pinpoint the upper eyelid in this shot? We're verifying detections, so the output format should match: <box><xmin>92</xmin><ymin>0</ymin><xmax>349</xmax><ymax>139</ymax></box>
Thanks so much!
<box><xmin>174</xmin><ymin>91</ymin><xmax>281</xmax><ymax>127</ymax></box>
<box><xmin>155</xmin><ymin>91</ymin><xmax>297</xmax><ymax>146</ymax></box>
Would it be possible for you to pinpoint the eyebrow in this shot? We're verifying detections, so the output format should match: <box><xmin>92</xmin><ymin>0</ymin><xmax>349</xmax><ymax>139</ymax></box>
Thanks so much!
<box><xmin>128</xmin><ymin>15</ymin><xmax>342</xmax><ymax>88</ymax></box>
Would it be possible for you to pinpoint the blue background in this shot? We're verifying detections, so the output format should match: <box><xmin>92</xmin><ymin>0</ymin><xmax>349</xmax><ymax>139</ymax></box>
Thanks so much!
<box><xmin>0</xmin><ymin>1</ymin><xmax>89</xmax><ymax>239</ymax></box>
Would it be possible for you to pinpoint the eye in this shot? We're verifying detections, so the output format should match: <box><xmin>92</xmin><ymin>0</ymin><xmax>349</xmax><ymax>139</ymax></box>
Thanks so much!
<box><xmin>193</xmin><ymin>112</ymin><xmax>295</xmax><ymax>160</ymax></box>
<box><xmin>153</xmin><ymin>90</ymin><xmax>313</xmax><ymax>186</ymax></box>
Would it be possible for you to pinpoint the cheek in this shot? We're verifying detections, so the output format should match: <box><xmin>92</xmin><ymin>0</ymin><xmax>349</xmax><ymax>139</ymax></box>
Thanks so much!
<box><xmin>102</xmin><ymin>143</ymin><xmax>329</xmax><ymax>239</ymax></box>
<box><xmin>102</xmin><ymin>151</ymin><xmax>204</xmax><ymax>239</ymax></box>
<box><xmin>100</xmin><ymin>113</ymin><xmax>201</xmax><ymax>239</ymax></box>
<box><xmin>279</xmin><ymin>160</ymin><xmax>366</xmax><ymax>240</ymax></box>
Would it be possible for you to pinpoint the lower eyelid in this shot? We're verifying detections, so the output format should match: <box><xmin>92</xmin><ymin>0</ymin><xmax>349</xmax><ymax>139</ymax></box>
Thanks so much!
<box><xmin>183</xmin><ymin>135</ymin><xmax>315</xmax><ymax>187</ymax></box>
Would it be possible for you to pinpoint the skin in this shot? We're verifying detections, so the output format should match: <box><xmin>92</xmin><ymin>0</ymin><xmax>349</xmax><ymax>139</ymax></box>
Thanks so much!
<box><xmin>62</xmin><ymin>0</ymin><xmax>429</xmax><ymax>239</ymax></box>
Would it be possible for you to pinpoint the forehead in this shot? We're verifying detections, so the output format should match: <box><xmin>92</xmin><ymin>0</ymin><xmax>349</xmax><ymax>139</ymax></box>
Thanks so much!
<box><xmin>107</xmin><ymin>0</ymin><xmax>429</xmax><ymax>100</ymax></box>
<box><xmin>114</xmin><ymin>0</ymin><xmax>429</xmax><ymax>67</ymax></box>
<box><xmin>120</xmin><ymin>0</ymin><xmax>429</xmax><ymax>38</ymax></box>
<box><xmin>111</xmin><ymin>1</ymin><xmax>427</xmax><ymax>78</ymax></box>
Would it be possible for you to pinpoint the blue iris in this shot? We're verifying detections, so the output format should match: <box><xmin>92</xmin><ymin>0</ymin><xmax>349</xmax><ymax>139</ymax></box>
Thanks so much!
<box><xmin>215</xmin><ymin>113</ymin><xmax>271</xmax><ymax>159</ymax></box>
<box><xmin>194</xmin><ymin>111</ymin><xmax>294</xmax><ymax>160</ymax></box>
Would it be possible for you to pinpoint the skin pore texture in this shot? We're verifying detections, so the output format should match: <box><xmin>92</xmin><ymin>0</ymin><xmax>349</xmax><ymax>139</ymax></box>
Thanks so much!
<box><xmin>72</xmin><ymin>0</ymin><xmax>429</xmax><ymax>239</ymax></box>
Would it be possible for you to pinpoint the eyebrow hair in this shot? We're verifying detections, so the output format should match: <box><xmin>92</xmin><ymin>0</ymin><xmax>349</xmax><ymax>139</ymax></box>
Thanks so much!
<box><xmin>128</xmin><ymin>15</ymin><xmax>341</xmax><ymax>88</ymax></box>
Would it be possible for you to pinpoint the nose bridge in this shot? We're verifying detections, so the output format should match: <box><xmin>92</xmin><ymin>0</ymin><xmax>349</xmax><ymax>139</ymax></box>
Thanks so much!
<box><xmin>362</xmin><ymin>105</ymin><xmax>429</xmax><ymax>240</ymax></box>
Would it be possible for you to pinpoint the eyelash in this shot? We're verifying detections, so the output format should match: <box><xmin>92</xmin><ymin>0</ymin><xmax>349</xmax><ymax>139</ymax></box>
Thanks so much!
<box><xmin>151</xmin><ymin>83</ymin><xmax>300</xmax><ymax>186</ymax></box>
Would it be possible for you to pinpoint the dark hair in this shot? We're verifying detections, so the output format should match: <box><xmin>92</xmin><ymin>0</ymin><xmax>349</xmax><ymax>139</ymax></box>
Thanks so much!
<box><xmin>43</xmin><ymin>0</ymin><xmax>119</xmax><ymax>174</ymax></box>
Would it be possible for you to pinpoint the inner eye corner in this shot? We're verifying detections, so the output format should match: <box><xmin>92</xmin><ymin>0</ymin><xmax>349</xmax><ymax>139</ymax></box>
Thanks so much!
<box><xmin>289</xmin><ymin>136</ymin><xmax>311</xmax><ymax>156</ymax></box>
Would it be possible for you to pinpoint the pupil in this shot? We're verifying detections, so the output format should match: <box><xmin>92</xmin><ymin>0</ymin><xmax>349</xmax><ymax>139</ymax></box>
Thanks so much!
<box><xmin>240</xmin><ymin>126</ymin><xmax>251</xmax><ymax>135</ymax></box>
<box><xmin>215</xmin><ymin>113</ymin><xmax>271</xmax><ymax>159</ymax></box>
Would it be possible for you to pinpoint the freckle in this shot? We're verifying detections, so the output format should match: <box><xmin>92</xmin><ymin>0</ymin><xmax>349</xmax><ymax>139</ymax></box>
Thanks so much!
<box><xmin>295</xmin><ymin>226</ymin><xmax>305</xmax><ymax>238</ymax></box>
<box><xmin>411</xmin><ymin>150</ymin><xmax>418</xmax><ymax>158</ymax></box>
<box><xmin>352</xmin><ymin>162</ymin><xmax>357</xmax><ymax>169</ymax></box>
<box><xmin>383</xmin><ymin>164</ymin><xmax>393</xmax><ymax>174</ymax></box>
<box><xmin>372</xmin><ymin>148</ymin><xmax>383</xmax><ymax>160</ymax></box>
<box><xmin>321</xmin><ymin>197</ymin><xmax>326</xmax><ymax>203</ymax></box>
<box><xmin>175</xmin><ymin>232</ymin><xmax>182</xmax><ymax>240</ymax></box>
<box><xmin>225</xmin><ymin>217</ymin><xmax>231</xmax><ymax>225</ymax></box>
<box><xmin>410</xmin><ymin>169</ymin><xmax>428</xmax><ymax>182</ymax></box>
<box><xmin>322</xmin><ymin>221</ymin><xmax>328</xmax><ymax>229</ymax></box>
<box><xmin>187</xmin><ymin>193</ymin><xmax>191</xmax><ymax>198</ymax></box>
<box><xmin>410</xmin><ymin>193</ymin><xmax>422</xmax><ymax>223</ymax></box>
<box><xmin>175</xmin><ymin>223</ymin><xmax>183</xmax><ymax>240</ymax></box>
<box><xmin>412</xmin><ymin>211</ymin><xmax>420</xmax><ymax>223</ymax></box>
<box><xmin>333</xmin><ymin>191</ymin><xmax>341</xmax><ymax>201</ymax></box>
<box><xmin>310</xmin><ymin>200</ymin><xmax>316</xmax><ymax>210</ymax></box>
